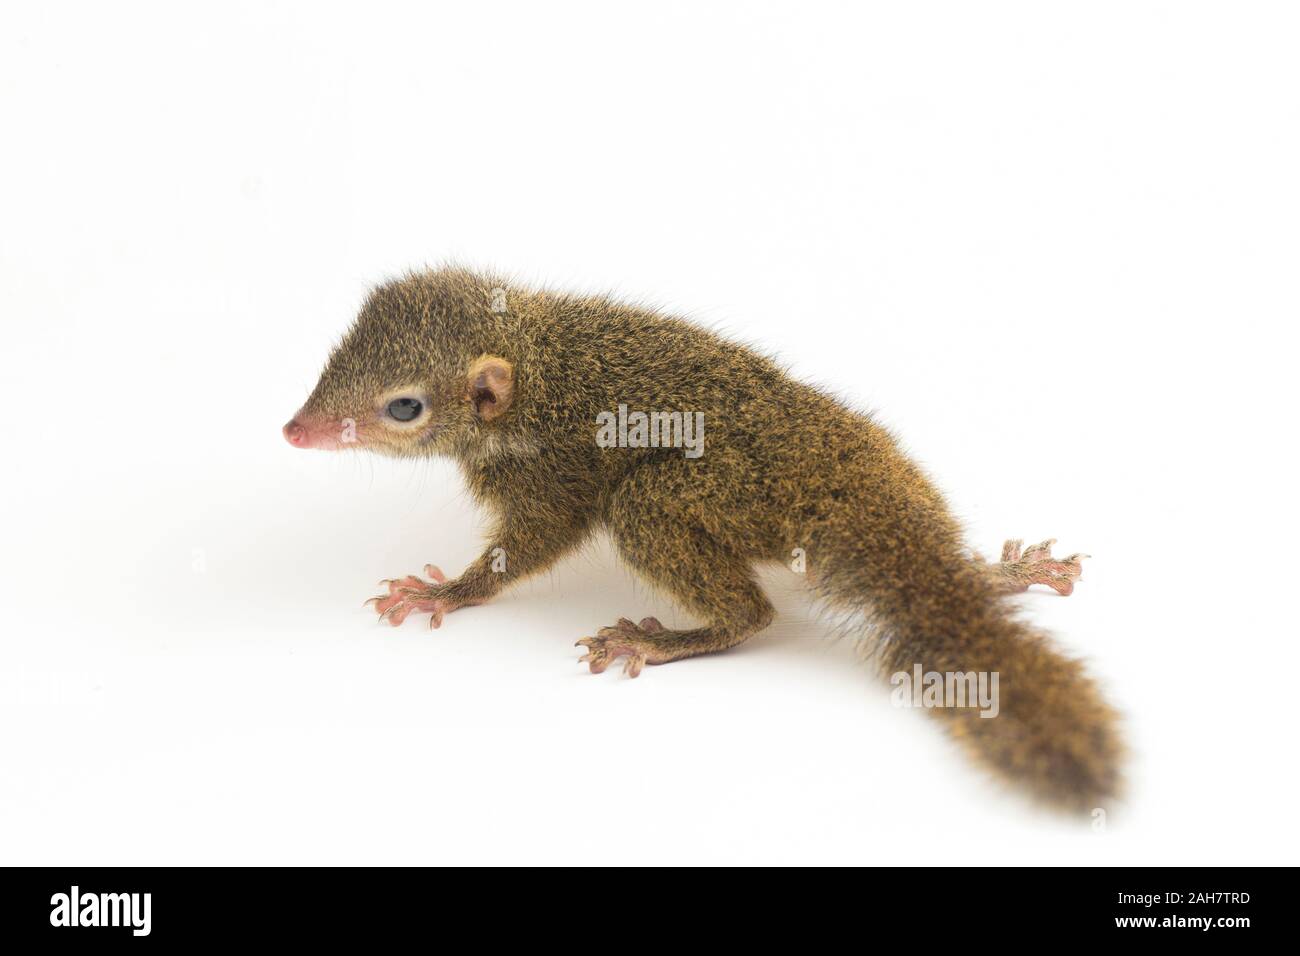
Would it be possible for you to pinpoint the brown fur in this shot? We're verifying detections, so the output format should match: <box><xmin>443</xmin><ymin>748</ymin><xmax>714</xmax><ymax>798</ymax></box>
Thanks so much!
<box><xmin>293</xmin><ymin>265</ymin><xmax>1123</xmax><ymax>811</ymax></box>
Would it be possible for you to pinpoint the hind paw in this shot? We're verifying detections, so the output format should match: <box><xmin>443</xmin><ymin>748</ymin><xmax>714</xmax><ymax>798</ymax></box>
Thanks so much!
<box><xmin>575</xmin><ymin>617</ymin><xmax>666</xmax><ymax>678</ymax></box>
<box><xmin>993</xmin><ymin>538</ymin><xmax>1088</xmax><ymax>596</ymax></box>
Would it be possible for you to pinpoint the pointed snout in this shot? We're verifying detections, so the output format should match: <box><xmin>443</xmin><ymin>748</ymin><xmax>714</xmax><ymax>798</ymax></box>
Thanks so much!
<box><xmin>283</xmin><ymin>418</ymin><xmax>308</xmax><ymax>447</ymax></box>
<box><xmin>283</xmin><ymin>413</ymin><xmax>350</xmax><ymax>450</ymax></box>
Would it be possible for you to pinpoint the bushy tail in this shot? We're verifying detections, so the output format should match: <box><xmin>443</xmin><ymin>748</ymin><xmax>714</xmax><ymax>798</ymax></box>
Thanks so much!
<box><xmin>812</xmin><ymin>501</ymin><xmax>1123</xmax><ymax>810</ymax></box>
<box><xmin>898</xmin><ymin>602</ymin><xmax>1124</xmax><ymax>811</ymax></box>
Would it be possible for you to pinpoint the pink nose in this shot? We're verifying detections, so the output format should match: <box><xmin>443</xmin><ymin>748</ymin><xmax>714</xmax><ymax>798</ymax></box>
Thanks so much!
<box><xmin>283</xmin><ymin>419</ymin><xmax>307</xmax><ymax>446</ymax></box>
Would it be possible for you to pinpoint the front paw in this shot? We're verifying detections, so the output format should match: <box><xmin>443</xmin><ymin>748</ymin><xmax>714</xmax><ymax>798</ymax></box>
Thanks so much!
<box><xmin>575</xmin><ymin>617</ymin><xmax>665</xmax><ymax>678</ymax></box>
<box><xmin>366</xmin><ymin>564</ymin><xmax>459</xmax><ymax>628</ymax></box>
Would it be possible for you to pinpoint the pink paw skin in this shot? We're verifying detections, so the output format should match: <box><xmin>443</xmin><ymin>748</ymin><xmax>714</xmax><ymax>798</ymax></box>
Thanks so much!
<box><xmin>365</xmin><ymin>564</ymin><xmax>471</xmax><ymax>628</ymax></box>
<box><xmin>997</xmin><ymin>538</ymin><xmax>1089</xmax><ymax>596</ymax></box>
<box><xmin>576</xmin><ymin>616</ymin><xmax>666</xmax><ymax>678</ymax></box>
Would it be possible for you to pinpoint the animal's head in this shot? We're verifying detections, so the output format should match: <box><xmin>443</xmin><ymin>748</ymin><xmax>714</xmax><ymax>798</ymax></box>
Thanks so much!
<box><xmin>283</xmin><ymin>269</ymin><xmax>514</xmax><ymax>458</ymax></box>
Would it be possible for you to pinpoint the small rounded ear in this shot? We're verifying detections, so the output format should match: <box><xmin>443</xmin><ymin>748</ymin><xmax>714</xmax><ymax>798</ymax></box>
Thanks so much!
<box><xmin>466</xmin><ymin>354</ymin><xmax>514</xmax><ymax>422</ymax></box>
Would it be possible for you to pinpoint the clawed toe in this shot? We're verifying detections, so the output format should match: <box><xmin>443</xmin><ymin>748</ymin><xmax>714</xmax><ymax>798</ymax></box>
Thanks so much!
<box><xmin>995</xmin><ymin>537</ymin><xmax>1089</xmax><ymax>595</ymax></box>
<box><xmin>576</xmin><ymin>617</ymin><xmax>663</xmax><ymax>677</ymax></box>
<box><xmin>367</xmin><ymin>564</ymin><xmax>455</xmax><ymax>627</ymax></box>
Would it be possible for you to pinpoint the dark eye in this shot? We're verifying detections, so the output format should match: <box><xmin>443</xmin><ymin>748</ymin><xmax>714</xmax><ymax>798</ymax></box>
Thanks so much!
<box><xmin>386</xmin><ymin>397</ymin><xmax>423</xmax><ymax>422</ymax></box>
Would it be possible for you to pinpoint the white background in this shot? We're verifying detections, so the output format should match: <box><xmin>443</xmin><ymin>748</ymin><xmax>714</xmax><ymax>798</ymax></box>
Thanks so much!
<box><xmin>2</xmin><ymin>1</ymin><xmax>1297</xmax><ymax>865</ymax></box>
